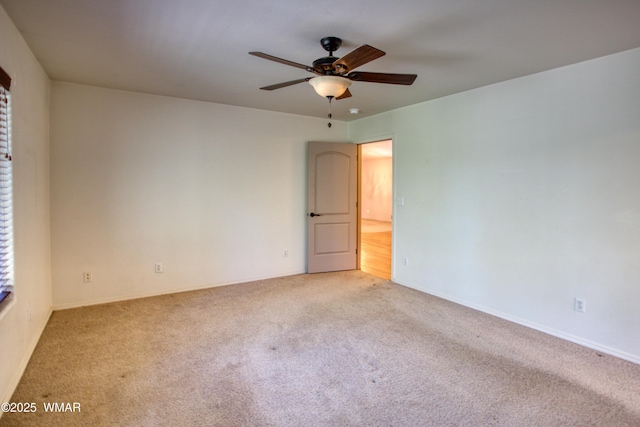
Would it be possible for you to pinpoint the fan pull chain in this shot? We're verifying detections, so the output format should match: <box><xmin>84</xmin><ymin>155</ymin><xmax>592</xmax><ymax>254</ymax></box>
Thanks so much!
<box><xmin>327</xmin><ymin>96</ymin><xmax>332</xmax><ymax>128</ymax></box>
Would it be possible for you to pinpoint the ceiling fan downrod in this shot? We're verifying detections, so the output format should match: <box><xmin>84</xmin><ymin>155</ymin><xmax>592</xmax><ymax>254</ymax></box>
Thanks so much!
<box><xmin>320</xmin><ymin>37</ymin><xmax>342</xmax><ymax>56</ymax></box>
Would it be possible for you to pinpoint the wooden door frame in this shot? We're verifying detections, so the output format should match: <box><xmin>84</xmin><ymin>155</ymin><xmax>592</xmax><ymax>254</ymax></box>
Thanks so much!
<box><xmin>356</xmin><ymin>143</ymin><xmax>362</xmax><ymax>270</ymax></box>
<box><xmin>356</xmin><ymin>138</ymin><xmax>394</xmax><ymax>277</ymax></box>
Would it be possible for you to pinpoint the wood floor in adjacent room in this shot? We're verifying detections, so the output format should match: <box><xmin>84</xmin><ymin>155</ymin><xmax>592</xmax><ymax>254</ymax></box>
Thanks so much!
<box><xmin>360</xmin><ymin>219</ymin><xmax>392</xmax><ymax>280</ymax></box>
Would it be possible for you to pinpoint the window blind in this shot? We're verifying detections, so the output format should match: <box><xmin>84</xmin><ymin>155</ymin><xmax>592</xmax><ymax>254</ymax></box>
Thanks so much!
<box><xmin>0</xmin><ymin>66</ymin><xmax>13</xmax><ymax>303</ymax></box>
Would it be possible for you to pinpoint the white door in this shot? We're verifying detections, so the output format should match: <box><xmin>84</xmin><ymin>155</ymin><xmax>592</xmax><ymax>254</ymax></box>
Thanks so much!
<box><xmin>307</xmin><ymin>141</ymin><xmax>357</xmax><ymax>273</ymax></box>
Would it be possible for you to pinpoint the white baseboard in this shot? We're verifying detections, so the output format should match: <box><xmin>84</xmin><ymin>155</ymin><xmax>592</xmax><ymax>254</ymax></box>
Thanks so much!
<box><xmin>53</xmin><ymin>270</ymin><xmax>307</xmax><ymax>311</ymax></box>
<box><xmin>395</xmin><ymin>279</ymin><xmax>640</xmax><ymax>366</ymax></box>
<box><xmin>0</xmin><ymin>307</ymin><xmax>53</xmax><ymax>408</ymax></box>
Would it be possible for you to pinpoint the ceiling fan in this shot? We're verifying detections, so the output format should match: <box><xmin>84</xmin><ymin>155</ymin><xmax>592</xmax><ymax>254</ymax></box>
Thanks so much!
<box><xmin>249</xmin><ymin>37</ymin><xmax>417</xmax><ymax>101</ymax></box>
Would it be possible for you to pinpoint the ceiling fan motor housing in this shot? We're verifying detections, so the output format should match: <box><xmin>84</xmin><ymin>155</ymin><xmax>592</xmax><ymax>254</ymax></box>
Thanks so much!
<box><xmin>313</xmin><ymin>56</ymin><xmax>340</xmax><ymax>74</ymax></box>
<box><xmin>314</xmin><ymin>37</ymin><xmax>343</xmax><ymax>74</ymax></box>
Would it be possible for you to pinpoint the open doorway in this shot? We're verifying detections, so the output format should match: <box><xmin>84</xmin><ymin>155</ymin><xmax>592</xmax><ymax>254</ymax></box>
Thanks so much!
<box><xmin>358</xmin><ymin>140</ymin><xmax>392</xmax><ymax>279</ymax></box>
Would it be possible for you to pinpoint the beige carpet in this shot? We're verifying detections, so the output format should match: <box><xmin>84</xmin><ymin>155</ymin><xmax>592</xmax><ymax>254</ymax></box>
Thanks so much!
<box><xmin>2</xmin><ymin>271</ymin><xmax>640</xmax><ymax>426</ymax></box>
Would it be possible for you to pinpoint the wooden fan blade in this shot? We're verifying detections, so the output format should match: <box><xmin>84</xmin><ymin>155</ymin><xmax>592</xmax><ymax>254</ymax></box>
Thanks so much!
<box><xmin>348</xmin><ymin>72</ymin><xmax>417</xmax><ymax>85</ymax></box>
<box><xmin>336</xmin><ymin>88</ymin><xmax>352</xmax><ymax>100</ymax></box>
<box><xmin>332</xmin><ymin>45</ymin><xmax>385</xmax><ymax>73</ymax></box>
<box><xmin>249</xmin><ymin>52</ymin><xmax>314</xmax><ymax>72</ymax></box>
<box><xmin>260</xmin><ymin>78</ymin><xmax>311</xmax><ymax>91</ymax></box>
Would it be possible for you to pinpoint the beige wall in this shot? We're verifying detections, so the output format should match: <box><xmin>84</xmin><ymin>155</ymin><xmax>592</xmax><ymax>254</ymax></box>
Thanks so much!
<box><xmin>50</xmin><ymin>82</ymin><xmax>348</xmax><ymax>308</ymax></box>
<box><xmin>350</xmin><ymin>47</ymin><xmax>640</xmax><ymax>364</ymax></box>
<box><xmin>0</xmin><ymin>6</ymin><xmax>52</xmax><ymax>404</ymax></box>
<box><xmin>361</xmin><ymin>157</ymin><xmax>392</xmax><ymax>222</ymax></box>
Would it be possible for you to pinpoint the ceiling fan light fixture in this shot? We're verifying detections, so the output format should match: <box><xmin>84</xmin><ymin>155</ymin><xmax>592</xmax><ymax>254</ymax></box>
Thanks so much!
<box><xmin>309</xmin><ymin>75</ymin><xmax>351</xmax><ymax>99</ymax></box>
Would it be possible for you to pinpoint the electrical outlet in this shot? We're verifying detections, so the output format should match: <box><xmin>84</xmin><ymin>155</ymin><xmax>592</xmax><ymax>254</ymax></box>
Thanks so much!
<box><xmin>283</xmin><ymin>249</ymin><xmax>288</xmax><ymax>257</ymax></box>
<box><xmin>83</xmin><ymin>272</ymin><xmax>92</xmax><ymax>283</ymax></box>
<box><xmin>574</xmin><ymin>298</ymin><xmax>586</xmax><ymax>313</ymax></box>
<box><xmin>403</xmin><ymin>257</ymin><xmax>409</xmax><ymax>266</ymax></box>
<box><xmin>155</xmin><ymin>262</ymin><xmax>163</xmax><ymax>273</ymax></box>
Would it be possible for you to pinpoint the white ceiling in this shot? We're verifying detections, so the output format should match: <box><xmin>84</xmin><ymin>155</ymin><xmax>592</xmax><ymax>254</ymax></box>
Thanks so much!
<box><xmin>2</xmin><ymin>0</ymin><xmax>640</xmax><ymax>122</ymax></box>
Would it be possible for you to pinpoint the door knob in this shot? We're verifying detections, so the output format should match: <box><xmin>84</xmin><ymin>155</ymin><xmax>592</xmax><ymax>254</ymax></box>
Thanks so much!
<box><xmin>309</xmin><ymin>212</ymin><xmax>322</xmax><ymax>217</ymax></box>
